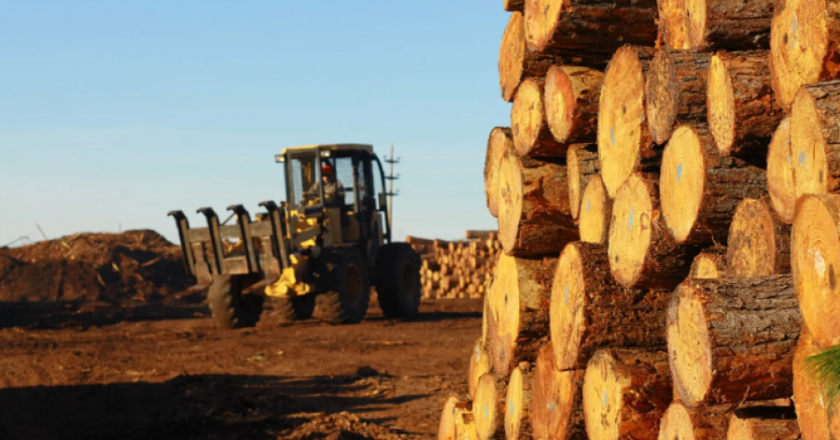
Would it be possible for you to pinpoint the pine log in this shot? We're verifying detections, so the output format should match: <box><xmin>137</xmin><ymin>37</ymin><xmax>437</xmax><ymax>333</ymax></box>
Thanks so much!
<box><xmin>657</xmin><ymin>402</ymin><xmax>732</xmax><ymax>440</ymax></box>
<box><xmin>467</xmin><ymin>231</ymin><xmax>498</xmax><ymax>240</ymax></box>
<box><xmin>530</xmin><ymin>343</ymin><xmax>586</xmax><ymax>440</ymax></box>
<box><xmin>707</xmin><ymin>50</ymin><xmax>784</xmax><ymax>160</ymax></box>
<box><xmin>439</xmin><ymin>395</ymin><xmax>473</xmax><ymax>440</ymax></box>
<box><xmin>490</xmin><ymin>253</ymin><xmax>557</xmax><ymax>376</ymax></box>
<box><xmin>657</xmin><ymin>0</ymin><xmax>775</xmax><ymax>51</ymax></box>
<box><xmin>524</xmin><ymin>0</ymin><xmax>658</xmax><ymax>66</ymax></box>
<box><xmin>579</xmin><ymin>174</ymin><xmax>612</xmax><ymax>245</ymax></box>
<box><xmin>667</xmin><ymin>275</ymin><xmax>801</xmax><ymax>407</ymax></box>
<box><xmin>457</xmin><ymin>410</ymin><xmax>480</xmax><ymax>440</ymax></box>
<box><xmin>688</xmin><ymin>246</ymin><xmax>728</xmax><ymax>279</ymax></box>
<box><xmin>469</xmin><ymin>339</ymin><xmax>492</xmax><ymax>399</ymax></box>
<box><xmin>646</xmin><ymin>49</ymin><xmax>711</xmax><ymax>145</ymax></box>
<box><xmin>726</xmin><ymin>198</ymin><xmax>791</xmax><ymax>277</ymax></box>
<box><xmin>766</xmin><ymin>116</ymin><xmax>796</xmax><ymax>223</ymax></box>
<box><xmin>583</xmin><ymin>350</ymin><xmax>672</xmax><ymax>440</ymax></box>
<box><xmin>792</xmin><ymin>331</ymin><xmax>830</xmax><ymax>440</ymax></box>
<box><xmin>505</xmin><ymin>366</ymin><xmax>533</xmax><ymax>440</ymax></box>
<box><xmin>512</xmin><ymin>77</ymin><xmax>568</xmax><ymax>158</ymax></box>
<box><xmin>567</xmin><ymin>144</ymin><xmax>600</xmax><ymax>221</ymax></box>
<box><xmin>770</xmin><ymin>0</ymin><xmax>840</xmax><ymax>111</ymax></box>
<box><xmin>790</xmin><ymin>81</ymin><xmax>840</xmax><ymax>198</ymax></box>
<box><xmin>727</xmin><ymin>411</ymin><xmax>801</xmax><ymax>440</ymax></box>
<box><xmin>499</xmin><ymin>12</ymin><xmax>566</xmax><ymax>102</ymax></box>
<box><xmin>791</xmin><ymin>194</ymin><xmax>840</xmax><ymax>348</ymax></box>
<box><xmin>598</xmin><ymin>45</ymin><xmax>659</xmax><ymax>198</ymax></box>
<box><xmin>546</xmin><ymin>66</ymin><xmax>604</xmax><ymax>144</ymax></box>
<box><xmin>486</xmin><ymin>127</ymin><xmax>514</xmax><ymax>218</ymax></box>
<box><xmin>497</xmin><ymin>151</ymin><xmax>578</xmax><ymax>256</ymax></box>
<box><xmin>475</xmin><ymin>372</ymin><xmax>507</xmax><ymax>440</ymax></box>
<box><xmin>504</xmin><ymin>0</ymin><xmax>525</xmax><ymax>12</ymax></box>
<box><xmin>550</xmin><ymin>242</ymin><xmax>669</xmax><ymax>371</ymax></box>
<box><xmin>660</xmin><ymin>124</ymin><xmax>766</xmax><ymax>245</ymax></box>
<box><xmin>608</xmin><ymin>173</ymin><xmax>700</xmax><ymax>289</ymax></box>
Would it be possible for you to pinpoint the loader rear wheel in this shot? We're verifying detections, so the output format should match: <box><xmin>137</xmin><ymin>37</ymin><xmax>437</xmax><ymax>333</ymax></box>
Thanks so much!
<box><xmin>315</xmin><ymin>248</ymin><xmax>371</xmax><ymax>325</ymax></box>
<box><xmin>374</xmin><ymin>243</ymin><xmax>421</xmax><ymax>318</ymax></box>
<box><xmin>272</xmin><ymin>295</ymin><xmax>315</xmax><ymax>323</ymax></box>
<box><xmin>207</xmin><ymin>274</ymin><xmax>264</xmax><ymax>329</ymax></box>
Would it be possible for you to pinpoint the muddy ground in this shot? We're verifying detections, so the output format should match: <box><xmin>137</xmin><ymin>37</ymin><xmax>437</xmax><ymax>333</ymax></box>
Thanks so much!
<box><xmin>0</xmin><ymin>297</ymin><xmax>481</xmax><ymax>440</ymax></box>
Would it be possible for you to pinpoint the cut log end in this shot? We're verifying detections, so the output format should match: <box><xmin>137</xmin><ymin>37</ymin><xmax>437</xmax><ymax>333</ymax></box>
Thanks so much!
<box><xmin>512</xmin><ymin>78</ymin><xmax>546</xmax><ymax>156</ymax></box>
<box><xmin>726</xmin><ymin>198</ymin><xmax>787</xmax><ymax>277</ymax></box>
<box><xmin>598</xmin><ymin>46</ymin><xmax>649</xmax><ymax>198</ymax></box>
<box><xmin>531</xmin><ymin>343</ymin><xmax>585</xmax><ymax>440</ymax></box>
<box><xmin>486</xmin><ymin>127</ymin><xmax>513</xmax><ymax>218</ymax></box>
<box><xmin>498</xmin><ymin>152</ymin><xmax>525</xmax><ymax>255</ymax></box>
<box><xmin>661</xmin><ymin>125</ymin><xmax>706</xmax><ymax>244</ymax></box>
<box><xmin>499</xmin><ymin>12</ymin><xmax>526</xmax><ymax>102</ymax></box>
<box><xmin>523</xmin><ymin>0</ymin><xmax>562</xmax><ymax>52</ymax></box>
<box><xmin>689</xmin><ymin>248</ymin><xmax>726</xmax><ymax>279</ymax></box>
<box><xmin>791</xmin><ymin>87</ymin><xmax>831</xmax><ymax>199</ymax></box>
<box><xmin>608</xmin><ymin>173</ymin><xmax>655</xmax><ymax>287</ymax></box>
<box><xmin>546</xmin><ymin>65</ymin><xmax>579</xmax><ymax>144</ymax></box>
<box><xmin>646</xmin><ymin>49</ymin><xmax>678</xmax><ymax>145</ymax></box>
<box><xmin>792</xmin><ymin>195</ymin><xmax>840</xmax><ymax>348</ymax></box>
<box><xmin>439</xmin><ymin>395</ymin><xmax>471</xmax><ymax>440</ymax></box>
<box><xmin>474</xmin><ymin>373</ymin><xmax>504</xmax><ymax>440</ymax></box>
<box><xmin>551</xmin><ymin>242</ymin><xmax>587</xmax><ymax>371</ymax></box>
<box><xmin>579</xmin><ymin>175</ymin><xmax>611</xmax><ymax>244</ymax></box>
<box><xmin>657</xmin><ymin>403</ymin><xmax>698</xmax><ymax>440</ymax></box>
<box><xmin>707</xmin><ymin>54</ymin><xmax>736</xmax><ymax>156</ymax></box>
<box><xmin>583</xmin><ymin>351</ymin><xmax>624</xmax><ymax>440</ymax></box>
<box><xmin>546</xmin><ymin>66</ymin><xmax>603</xmax><ymax>145</ymax></box>
<box><xmin>767</xmin><ymin>116</ymin><xmax>796</xmax><ymax>224</ymax></box>
<box><xmin>505</xmin><ymin>367</ymin><xmax>529</xmax><ymax>440</ymax></box>
<box><xmin>667</xmin><ymin>283</ymin><xmax>713</xmax><ymax>408</ymax></box>
<box><xmin>770</xmin><ymin>0</ymin><xmax>833</xmax><ymax>110</ymax></box>
<box><xmin>793</xmin><ymin>332</ymin><xmax>830</xmax><ymax>440</ymax></box>
<box><xmin>469</xmin><ymin>339</ymin><xmax>492</xmax><ymax>399</ymax></box>
<box><xmin>568</xmin><ymin>144</ymin><xmax>600</xmax><ymax>220</ymax></box>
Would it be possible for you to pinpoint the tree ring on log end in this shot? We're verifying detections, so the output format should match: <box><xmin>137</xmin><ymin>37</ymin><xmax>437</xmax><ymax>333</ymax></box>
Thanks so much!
<box><xmin>661</xmin><ymin>125</ymin><xmax>705</xmax><ymax>243</ymax></box>
<box><xmin>438</xmin><ymin>395</ymin><xmax>465</xmax><ymax>440</ymax></box>
<box><xmin>608</xmin><ymin>173</ymin><xmax>654</xmax><ymax>287</ymax></box>
<box><xmin>646</xmin><ymin>49</ymin><xmax>678</xmax><ymax>145</ymax></box>
<box><xmin>658</xmin><ymin>0</ymin><xmax>692</xmax><ymax>50</ymax></box>
<box><xmin>686</xmin><ymin>0</ymin><xmax>708</xmax><ymax>50</ymax></box>
<box><xmin>485</xmin><ymin>127</ymin><xmax>512</xmax><ymax>219</ymax></box>
<box><xmin>658</xmin><ymin>403</ymin><xmax>697</xmax><ymax>440</ymax></box>
<box><xmin>580</xmin><ymin>175</ymin><xmax>610</xmax><ymax>244</ymax></box>
<box><xmin>523</xmin><ymin>0</ymin><xmax>562</xmax><ymax>52</ymax></box>
<box><xmin>512</xmin><ymin>78</ymin><xmax>546</xmax><ymax>156</ymax></box>
<box><xmin>707</xmin><ymin>54</ymin><xmax>736</xmax><ymax>156</ymax></box>
<box><xmin>791</xmin><ymin>87</ymin><xmax>829</xmax><ymax>199</ymax></box>
<box><xmin>505</xmin><ymin>367</ymin><xmax>527</xmax><ymax>440</ymax></box>
<box><xmin>546</xmin><ymin>66</ymin><xmax>576</xmax><ymax>143</ymax></box>
<box><xmin>492</xmin><ymin>253</ymin><xmax>521</xmax><ymax>373</ymax></box>
<box><xmin>599</xmin><ymin>47</ymin><xmax>647</xmax><ymax>198</ymax></box>
<box><xmin>667</xmin><ymin>284</ymin><xmax>713</xmax><ymax>408</ymax></box>
<box><xmin>770</xmin><ymin>0</ymin><xmax>830</xmax><ymax>110</ymax></box>
<box><xmin>551</xmin><ymin>243</ymin><xmax>587</xmax><ymax>371</ymax></box>
<box><xmin>726</xmin><ymin>199</ymin><xmax>778</xmax><ymax>277</ymax></box>
<box><xmin>792</xmin><ymin>195</ymin><xmax>840</xmax><ymax>348</ymax></box>
<box><xmin>689</xmin><ymin>250</ymin><xmax>725</xmax><ymax>279</ymax></box>
<box><xmin>469</xmin><ymin>339</ymin><xmax>491</xmax><ymax>399</ymax></box>
<box><xmin>498</xmin><ymin>152</ymin><xmax>524</xmax><ymax>255</ymax></box>
<box><xmin>474</xmin><ymin>373</ymin><xmax>502</xmax><ymax>440</ymax></box>
<box><xmin>582</xmin><ymin>350</ymin><xmax>622</xmax><ymax>440</ymax></box>
<box><xmin>500</xmin><ymin>12</ymin><xmax>526</xmax><ymax>102</ymax></box>
<box><xmin>767</xmin><ymin>116</ymin><xmax>796</xmax><ymax>223</ymax></box>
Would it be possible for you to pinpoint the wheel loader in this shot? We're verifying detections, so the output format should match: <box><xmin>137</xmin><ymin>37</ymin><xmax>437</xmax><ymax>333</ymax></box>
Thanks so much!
<box><xmin>168</xmin><ymin>144</ymin><xmax>421</xmax><ymax>328</ymax></box>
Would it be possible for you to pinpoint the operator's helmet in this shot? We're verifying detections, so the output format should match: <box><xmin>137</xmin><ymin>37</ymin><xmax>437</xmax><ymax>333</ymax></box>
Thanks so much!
<box><xmin>321</xmin><ymin>162</ymin><xmax>335</xmax><ymax>177</ymax></box>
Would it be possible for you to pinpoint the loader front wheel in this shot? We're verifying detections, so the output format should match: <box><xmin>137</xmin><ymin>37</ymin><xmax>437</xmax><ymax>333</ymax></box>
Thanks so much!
<box><xmin>207</xmin><ymin>274</ymin><xmax>264</xmax><ymax>329</ymax></box>
<box><xmin>272</xmin><ymin>295</ymin><xmax>315</xmax><ymax>323</ymax></box>
<box><xmin>374</xmin><ymin>243</ymin><xmax>421</xmax><ymax>318</ymax></box>
<box><xmin>315</xmin><ymin>248</ymin><xmax>371</xmax><ymax>325</ymax></box>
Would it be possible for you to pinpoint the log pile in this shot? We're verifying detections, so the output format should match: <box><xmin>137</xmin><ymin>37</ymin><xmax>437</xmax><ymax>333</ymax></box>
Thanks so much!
<box><xmin>437</xmin><ymin>0</ymin><xmax>840</xmax><ymax>439</ymax></box>
<box><xmin>407</xmin><ymin>231</ymin><xmax>502</xmax><ymax>300</ymax></box>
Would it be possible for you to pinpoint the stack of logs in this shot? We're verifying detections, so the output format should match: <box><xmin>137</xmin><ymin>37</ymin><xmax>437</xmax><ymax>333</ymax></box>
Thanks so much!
<box><xmin>439</xmin><ymin>0</ymin><xmax>840</xmax><ymax>439</ymax></box>
<box><xmin>408</xmin><ymin>231</ymin><xmax>502</xmax><ymax>299</ymax></box>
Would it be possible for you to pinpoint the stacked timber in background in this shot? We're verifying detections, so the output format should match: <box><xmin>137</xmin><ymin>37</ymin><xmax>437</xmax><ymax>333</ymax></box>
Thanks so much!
<box><xmin>439</xmin><ymin>0</ymin><xmax>840</xmax><ymax>439</ymax></box>
<box><xmin>407</xmin><ymin>231</ymin><xmax>501</xmax><ymax>299</ymax></box>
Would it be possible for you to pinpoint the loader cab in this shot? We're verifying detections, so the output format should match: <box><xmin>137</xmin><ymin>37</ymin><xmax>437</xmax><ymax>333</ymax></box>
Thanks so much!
<box><xmin>276</xmin><ymin>144</ymin><xmax>391</xmax><ymax>258</ymax></box>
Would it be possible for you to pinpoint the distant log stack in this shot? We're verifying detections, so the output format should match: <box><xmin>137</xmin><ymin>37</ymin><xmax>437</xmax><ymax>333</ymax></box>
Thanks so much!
<box><xmin>408</xmin><ymin>232</ymin><xmax>502</xmax><ymax>300</ymax></box>
<box><xmin>442</xmin><ymin>1</ymin><xmax>840</xmax><ymax>439</ymax></box>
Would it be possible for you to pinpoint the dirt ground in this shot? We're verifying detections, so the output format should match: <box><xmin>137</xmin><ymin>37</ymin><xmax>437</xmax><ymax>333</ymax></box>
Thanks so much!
<box><xmin>0</xmin><ymin>297</ymin><xmax>481</xmax><ymax>440</ymax></box>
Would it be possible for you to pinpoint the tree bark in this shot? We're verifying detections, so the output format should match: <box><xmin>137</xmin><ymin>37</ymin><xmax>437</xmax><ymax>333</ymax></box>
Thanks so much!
<box><xmin>490</xmin><ymin>253</ymin><xmax>558</xmax><ymax>376</ymax></box>
<box><xmin>790</xmin><ymin>81</ymin><xmax>840</xmax><ymax>198</ymax></box>
<box><xmin>530</xmin><ymin>343</ymin><xmax>587</xmax><ymax>440</ymax></box>
<box><xmin>486</xmin><ymin>127</ymin><xmax>513</xmax><ymax>219</ymax></box>
<box><xmin>658</xmin><ymin>0</ymin><xmax>775</xmax><ymax>51</ymax></box>
<box><xmin>660</xmin><ymin>124</ymin><xmax>767</xmax><ymax>246</ymax></box>
<box><xmin>608</xmin><ymin>173</ymin><xmax>701</xmax><ymax>289</ymax></box>
<box><xmin>658</xmin><ymin>402</ymin><xmax>733</xmax><ymax>440</ymax></box>
<box><xmin>667</xmin><ymin>275</ymin><xmax>801</xmax><ymax>408</ymax></box>
<box><xmin>546</xmin><ymin>66</ymin><xmax>604</xmax><ymax>145</ymax></box>
<box><xmin>505</xmin><ymin>366</ymin><xmax>533</xmax><ymax>440</ymax></box>
<box><xmin>688</xmin><ymin>246</ymin><xmax>728</xmax><ymax>279</ymax></box>
<box><xmin>579</xmin><ymin>174</ymin><xmax>613</xmax><ymax>245</ymax></box>
<box><xmin>707</xmin><ymin>50</ymin><xmax>784</xmax><ymax>161</ymax></box>
<box><xmin>598</xmin><ymin>45</ymin><xmax>659</xmax><ymax>199</ymax></box>
<box><xmin>645</xmin><ymin>49</ymin><xmax>711</xmax><ymax>145</ymax></box>
<box><xmin>567</xmin><ymin>144</ymin><xmax>600</xmax><ymax>221</ymax></box>
<box><xmin>727</xmin><ymin>410</ymin><xmax>802</xmax><ymax>440</ymax></box>
<box><xmin>770</xmin><ymin>0</ymin><xmax>840</xmax><ymax>111</ymax></box>
<box><xmin>524</xmin><ymin>0</ymin><xmax>658</xmax><ymax>67</ymax></box>
<box><xmin>504</xmin><ymin>0</ymin><xmax>525</xmax><ymax>12</ymax></box>
<box><xmin>512</xmin><ymin>77</ymin><xmax>569</xmax><ymax>158</ymax></box>
<box><xmin>550</xmin><ymin>242</ymin><xmax>669</xmax><ymax>371</ymax></box>
<box><xmin>498</xmin><ymin>151</ymin><xmax>578</xmax><ymax>257</ymax></box>
<box><xmin>582</xmin><ymin>349</ymin><xmax>672</xmax><ymax>440</ymax></box>
<box><xmin>726</xmin><ymin>197</ymin><xmax>791</xmax><ymax>277</ymax></box>
<box><xmin>766</xmin><ymin>116</ymin><xmax>796</xmax><ymax>223</ymax></box>
<box><xmin>499</xmin><ymin>12</ymin><xmax>568</xmax><ymax>102</ymax></box>
<box><xmin>475</xmin><ymin>372</ymin><xmax>508</xmax><ymax>440</ymax></box>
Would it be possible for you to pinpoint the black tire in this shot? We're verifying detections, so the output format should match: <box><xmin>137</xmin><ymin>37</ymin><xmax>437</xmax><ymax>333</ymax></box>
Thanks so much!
<box><xmin>272</xmin><ymin>295</ymin><xmax>316</xmax><ymax>323</ymax></box>
<box><xmin>207</xmin><ymin>274</ymin><xmax>264</xmax><ymax>329</ymax></box>
<box><xmin>374</xmin><ymin>243</ymin><xmax>421</xmax><ymax>318</ymax></box>
<box><xmin>315</xmin><ymin>247</ymin><xmax>371</xmax><ymax>325</ymax></box>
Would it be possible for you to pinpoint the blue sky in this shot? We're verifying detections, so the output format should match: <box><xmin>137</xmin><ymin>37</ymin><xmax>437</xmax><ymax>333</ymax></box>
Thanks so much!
<box><xmin>0</xmin><ymin>1</ymin><xmax>511</xmax><ymax>246</ymax></box>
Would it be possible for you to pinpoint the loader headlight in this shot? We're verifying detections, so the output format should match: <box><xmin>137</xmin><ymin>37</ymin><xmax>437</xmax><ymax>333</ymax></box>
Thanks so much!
<box><xmin>320</xmin><ymin>150</ymin><xmax>331</xmax><ymax>158</ymax></box>
<box><xmin>275</xmin><ymin>154</ymin><xmax>285</xmax><ymax>163</ymax></box>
